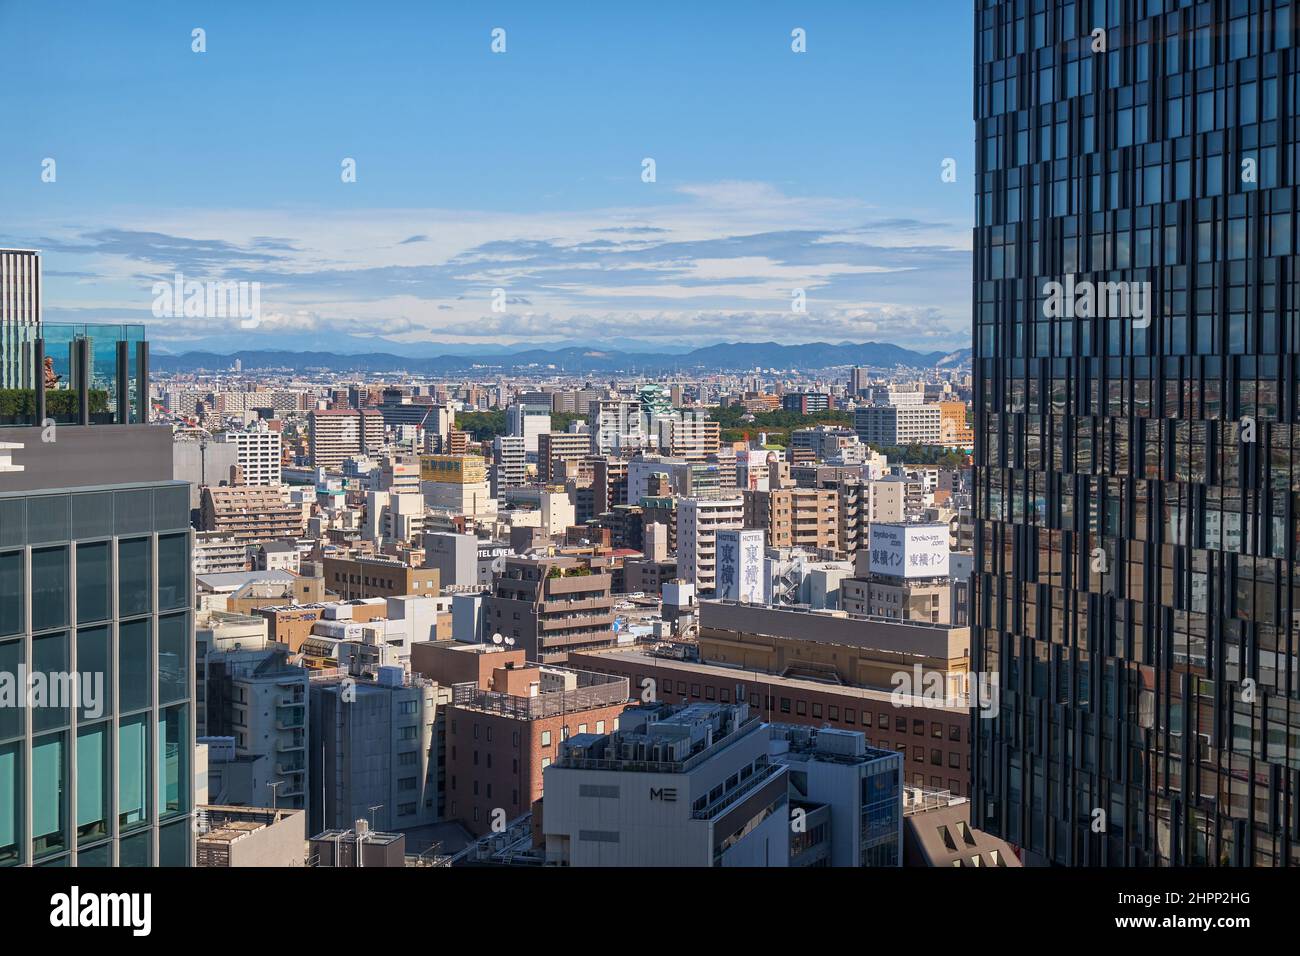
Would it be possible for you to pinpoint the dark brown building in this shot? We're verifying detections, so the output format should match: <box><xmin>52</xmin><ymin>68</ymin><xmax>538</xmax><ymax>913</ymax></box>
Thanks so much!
<box><xmin>321</xmin><ymin>554</ymin><xmax>439</xmax><ymax>600</ymax></box>
<box><xmin>485</xmin><ymin>556</ymin><xmax>615</xmax><ymax>664</ymax></box>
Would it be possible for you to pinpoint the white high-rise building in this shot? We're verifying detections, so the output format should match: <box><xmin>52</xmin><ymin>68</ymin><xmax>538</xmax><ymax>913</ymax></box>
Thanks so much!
<box><xmin>507</xmin><ymin>403</ymin><xmax>550</xmax><ymax>455</ymax></box>
<box><xmin>0</xmin><ymin>249</ymin><xmax>41</xmax><ymax>389</ymax></box>
<box><xmin>853</xmin><ymin>404</ymin><xmax>942</xmax><ymax>446</ymax></box>
<box><xmin>215</xmin><ymin>421</ymin><xmax>282</xmax><ymax>486</ymax></box>
<box><xmin>677</xmin><ymin>495</ymin><xmax>745</xmax><ymax>596</ymax></box>
<box><xmin>492</xmin><ymin>434</ymin><xmax>527</xmax><ymax>493</ymax></box>
<box><xmin>592</xmin><ymin>399</ymin><xmax>648</xmax><ymax>455</ymax></box>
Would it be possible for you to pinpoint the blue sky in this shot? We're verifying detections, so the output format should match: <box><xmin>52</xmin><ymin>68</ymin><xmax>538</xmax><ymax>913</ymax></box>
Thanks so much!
<box><xmin>0</xmin><ymin>0</ymin><xmax>974</xmax><ymax>354</ymax></box>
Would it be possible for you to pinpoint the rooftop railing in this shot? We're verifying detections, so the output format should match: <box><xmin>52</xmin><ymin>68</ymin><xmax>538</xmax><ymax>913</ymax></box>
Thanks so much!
<box><xmin>1</xmin><ymin>324</ymin><xmax>149</xmax><ymax>428</ymax></box>
<box><xmin>452</xmin><ymin>669</ymin><xmax>629</xmax><ymax>719</ymax></box>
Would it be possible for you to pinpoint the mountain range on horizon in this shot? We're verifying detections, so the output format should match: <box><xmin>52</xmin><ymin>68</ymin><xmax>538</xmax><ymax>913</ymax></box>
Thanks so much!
<box><xmin>150</xmin><ymin>340</ymin><xmax>973</xmax><ymax>375</ymax></box>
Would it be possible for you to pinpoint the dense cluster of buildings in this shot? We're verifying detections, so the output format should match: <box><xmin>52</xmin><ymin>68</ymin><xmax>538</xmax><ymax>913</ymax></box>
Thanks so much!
<box><xmin>0</xmin><ymin>251</ymin><xmax>994</xmax><ymax>868</ymax></box>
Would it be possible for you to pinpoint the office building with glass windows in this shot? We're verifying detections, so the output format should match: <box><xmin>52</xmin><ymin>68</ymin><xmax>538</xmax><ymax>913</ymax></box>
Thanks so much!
<box><xmin>973</xmin><ymin>0</ymin><xmax>1300</xmax><ymax>865</ymax></box>
<box><xmin>0</xmin><ymin>325</ymin><xmax>194</xmax><ymax>866</ymax></box>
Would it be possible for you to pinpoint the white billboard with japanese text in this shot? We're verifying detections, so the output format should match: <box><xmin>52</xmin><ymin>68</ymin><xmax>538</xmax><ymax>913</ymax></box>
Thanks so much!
<box><xmin>868</xmin><ymin>522</ymin><xmax>950</xmax><ymax>579</ymax></box>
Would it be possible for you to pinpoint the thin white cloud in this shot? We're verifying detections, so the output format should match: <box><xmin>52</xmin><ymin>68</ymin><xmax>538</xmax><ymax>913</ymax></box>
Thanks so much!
<box><xmin>17</xmin><ymin>180</ymin><xmax>971</xmax><ymax>350</ymax></box>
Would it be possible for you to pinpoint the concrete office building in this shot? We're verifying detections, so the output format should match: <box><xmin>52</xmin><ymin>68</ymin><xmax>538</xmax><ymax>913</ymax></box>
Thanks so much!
<box><xmin>451</xmin><ymin>591</ymin><xmax>486</xmax><ymax>644</ymax></box>
<box><xmin>308</xmin><ymin>668</ymin><xmax>447</xmax><ymax>834</ymax></box>
<box><xmin>571</xmin><ymin>599</ymin><xmax>973</xmax><ymax>795</ymax></box>
<box><xmin>574</xmin><ymin>642</ymin><xmax>973</xmax><ymax>798</ymax></box>
<box><xmin>791</xmin><ymin>425</ymin><xmax>859</xmax><ymax>461</ymax></box>
<box><xmin>841</xmin><ymin>538</ymin><xmax>954</xmax><ymax>625</ymax></box>
<box><xmin>421</xmin><ymin>454</ymin><xmax>497</xmax><ymax>522</ymax></box>
<box><xmin>853</xmin><ymin>404</ymin><xmax>942</xmax><ymax>447</ymax></box>
<box><xmin>425</xmin><ymin>531</ymin><xmax>478</xmax><ymax>588</ymax></box>
<box><xmin>771</xmin><ymin>724</ymin><xmax>903</xmax><ymax>867</ymax></box>
<box><xmin>196</xmin><ymin>629</ymin><xmax>309</xmax><ymax>815</ymax></box>
<box><xmin>321</xmin><ymin>554</ymin><xmax>439</xmax><ymax>600</ymax></box>
<box><xmin>485</xmin><ymin>556</ymin><xmax>616</xmax><ymax>664</ymax></box>
<box><xmin>867</xmin><ymin>385</ymin><xmax>924</xmax><ymax>407</ymax></box>
<box><xmin>365</xmin><ymin>489</ymin><xmax>425</xmax><ymax>544</ymax></box>
<box><xmin>171</xmin><ymin>436</ymin><xmax>240</xmax><ymax>511</ymax></box>
<box><xmin>542</xmin><ymin>702</ymin><xmax>790</xmax><ymax>867</ymax></box>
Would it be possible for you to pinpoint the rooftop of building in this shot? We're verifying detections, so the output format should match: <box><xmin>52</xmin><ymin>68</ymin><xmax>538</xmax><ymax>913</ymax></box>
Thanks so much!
<box><xmin>700</xmin><ymin>599</ymin><xmax>969</xmax><ymax>660</ymax></box>
<box><xmin>555</xmin><ymin>701</ymin><xmax>763</xmax><ymax>773</ymax></box>
<box><xmin>451</xmin><ymin>662</ymin><xmax>628</xmax><ymax>720</ymax></box>
<box><xmin>769</xmin><ymin>723</ymin><xmax>900</xmax><ymax>766</ymax></box>
<box><xmin>196</xmin><ymin>569</ymin><xmax>298</xmax><ymax>592</ymax></box>
<box><xmin>569</xmin><ymin>645</ymin><xmax>968</xmax><ymax>713</ymax></box>
<box><xmin>196</xmin><ymin>805</ymin><xmax>303</xmax><ymax>845</ymax></box>
<box><xmin>901</xmin><ymin>790</ymin><xmax>1022</xmax><ymax>868</ymax></box>
<box><xmin>310</xmin><ymin>827</ymin><xmax>403</xmax><ymax>847</ymax></box>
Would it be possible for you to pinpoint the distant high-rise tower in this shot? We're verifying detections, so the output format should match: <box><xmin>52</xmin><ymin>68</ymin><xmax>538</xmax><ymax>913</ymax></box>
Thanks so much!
<box><xmin>0</xmin><ymin>249</ymin><xmax>41</xmax><ymax>389</ymax></box>
<box><xmin>973</xmin><ymin>0</ymin><xmax>1298</xmax><ymax>866</ymax></box>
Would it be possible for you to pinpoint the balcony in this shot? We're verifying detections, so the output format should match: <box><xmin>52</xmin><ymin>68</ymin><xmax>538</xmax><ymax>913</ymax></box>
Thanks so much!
<box><xmin>692</xmin><ymin>763</ymin><xmax>785</xmax><ymax>820</ymax></box>
<box><xmin>1</xmin><ymin>324</ymin><xmax>149</xmax><ymax>428</ymax></box>
<box><xmin>539</xmin><ymin>612</ymin><xmax>614</xmax><ymax>632</ymax></box>
<box><xmin>539</xmin><ymin>596</ymin><xmax>609</xmax><ymax>614</ymax></box>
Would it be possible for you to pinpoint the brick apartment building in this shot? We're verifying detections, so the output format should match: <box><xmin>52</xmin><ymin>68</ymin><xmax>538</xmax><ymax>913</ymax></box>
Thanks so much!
<box><xmin>412</xmin><ymin>642</ymin><xmax>629</xmax><ymax>836</ymax></box>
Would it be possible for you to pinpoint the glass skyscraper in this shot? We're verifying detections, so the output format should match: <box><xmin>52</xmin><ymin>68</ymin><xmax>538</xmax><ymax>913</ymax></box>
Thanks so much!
<box><xmin>0</xmin><ymin>328</ymin><xmax>194</xmax><ymax>866</ymax></box>
<box><xmin>973</xmin><ymin>0</ymin><xmax>1300</xmax><ymax>865</ymax></box>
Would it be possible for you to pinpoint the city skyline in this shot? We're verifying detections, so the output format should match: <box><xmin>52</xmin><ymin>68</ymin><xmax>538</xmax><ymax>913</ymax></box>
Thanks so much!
<box><xmin>0</xmin><ymin>1</ymin><xmax>975</xmax><ymax>354</ymax></box>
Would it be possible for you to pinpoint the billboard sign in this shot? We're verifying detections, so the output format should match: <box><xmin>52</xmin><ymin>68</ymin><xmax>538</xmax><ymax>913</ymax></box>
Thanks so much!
<box><xmin>868</xmin><ymin>522</ymin><xmax>950</xmax><ymax>579</ymax></box>
<box><xmin>717</xmin><ymin>529</ymin><xmax>764</xmax><ymax>603</ymax></box>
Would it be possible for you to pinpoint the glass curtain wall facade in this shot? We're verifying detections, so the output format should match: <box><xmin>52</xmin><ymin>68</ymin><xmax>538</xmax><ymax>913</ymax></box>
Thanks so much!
<box><xmin>0</xmin><ymin>483</ymin><xmax>193</xmax><ymax>866</ymax></box>
<box><xmin>974</xmin><ymin>0</ymin><xmax>1300</xmax><ymax>865</ymax></box>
